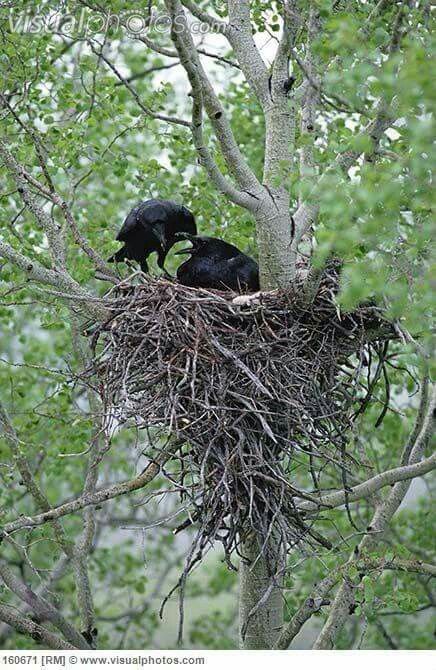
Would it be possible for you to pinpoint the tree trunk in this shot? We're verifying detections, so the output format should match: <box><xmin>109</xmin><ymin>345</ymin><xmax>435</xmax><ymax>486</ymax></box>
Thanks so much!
<box><xmin>238</xmin><ymin>534</ymin><xmax>283</xmax><ymax>649</ymax></box>
<box><xmin>238</xmin><ymin>195</ymin><xmax>292</xmax><ymax>649</ymax></box>
<box><xmin>255</xmin><ymin>194</ymin><xmax>295</xmax><ymax>288</ymax></box>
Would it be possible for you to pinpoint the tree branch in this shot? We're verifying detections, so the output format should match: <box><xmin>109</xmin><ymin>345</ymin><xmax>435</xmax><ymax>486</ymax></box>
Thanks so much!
<box><xmin>0</xmin><ymin>402</ymin><xmax>71</xmax><ymax>554</ymax></box>
<box><xmin>0</xmin><ymin>556</ymin><xmax>70</xmax><ymax>645</ymax></box>
<box><xmin>0</xmin><ymin>603</ymin><xmax>77</xmax><ymax>650</ymax></box>
<box><xmin>298</xmin><ymin>6</ymin><xmax>321</xmax><ymax>195</ymax></box>
<box><xmin>114</xmin><ymin>61</ymin><xmax>179</xmax><ymax>85</ymax></box>
<box><xmin>0</xmin><ymin>559</ymin><xmax>90</xmax><ymax>649</ymax></box>
<box><xmin>0</xmin><ymin>138</ymin><xmax>66</xmax><ymax>270</ymax></box>
<box><xmin>87</xmin><ymin>41</ymin><xmax>190</xmax><ymax>128</ymax></box>
<box><xmin>164</xmin><ymin>0</ymin><xmax>262</xmax><ymax>203</ymax></box>
<box><xmin>0</xmin><ymin>240</ymin><xmax>108</xmax><ymax>320</ymax></box>
<box><xmin>301</xmin><ymin>435</ymin><xmax>435</xmax><ymax>513</ymax></box>
<box><xmin>312</xmin><ymin>382</ymin><xmax>435</xmax><ymax>649</ymax></box>
<box><xmin>2</xmin><ymin>450</ymin><xmax>172</xmax><ymax>536</ymax></box>
<box><xmin>262</xmin><ymin>2</ymin><xmax>298</xmax><ymax>186</ymax></box>
<box><xmin>226</xmin><ymin>0</ymin><xmax>271</xmax><ymax>107</ymax></box>
<box><xmin>292</xmin><ymin>0</ymin><xmax>407</xmax><ymax>251</ymax></box>
<box><xmin>277</xmin><ymin>555</ymin><xmax>436</xmax><ymax>649</ymax></box>
<box><xmin>181</xmin><ymin>1</ymin><xmax>229</xmax><ymax>34</ymax></box>
<box><xmin>292</xmin><ymin>104</ymin><xmax>395</xmax><ymax>250</ymax></box>
<box><xmin>134</xmin><ymin>33</ymin><xmax>240</xmax><ymax>69</ymax></box>
<box><xmin>0</xmin><ymin>125</ymin><xmax>118</xmax><ymax>280</ymax></box>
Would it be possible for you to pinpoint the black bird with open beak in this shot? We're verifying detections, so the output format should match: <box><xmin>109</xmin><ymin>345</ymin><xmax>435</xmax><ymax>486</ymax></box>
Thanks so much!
<box><xmin>175</xmin><ymin>234</ymin><xmax>259</xmax><ymax>293</ymax></box>
<box><xmin>108</xmin><ymin>199</ymin><xmax>196</xmax><ymax>274</ymax></box>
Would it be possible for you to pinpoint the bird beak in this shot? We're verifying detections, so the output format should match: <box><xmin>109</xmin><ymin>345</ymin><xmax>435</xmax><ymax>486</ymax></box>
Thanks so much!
<box><xmin>153</xmin><ymin>223</ymin><xmax>167</xmax><ymax>249</ymax></box>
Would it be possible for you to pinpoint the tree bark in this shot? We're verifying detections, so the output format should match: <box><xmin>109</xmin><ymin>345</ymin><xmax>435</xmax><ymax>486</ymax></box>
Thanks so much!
<box><xmin>238</xmin><ymin>534</ymin><xmax>283</xmax><ymax>649</ymax></box>
<box><xmin>255</xmin><ymin>196</ymin><xmax>295</xmax><ymax>288</ymax></box>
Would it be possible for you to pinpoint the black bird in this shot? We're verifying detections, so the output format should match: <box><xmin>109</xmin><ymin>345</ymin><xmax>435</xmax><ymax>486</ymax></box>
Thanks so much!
<box><xmin>108</xmin><ymin>199</ymin><xmax>196</xmax><ymax>273</ymax></box>
<box><xmin>175</xmin><ymin>234</ymin><xmax>259</xmax><ymax>293</ymax></box>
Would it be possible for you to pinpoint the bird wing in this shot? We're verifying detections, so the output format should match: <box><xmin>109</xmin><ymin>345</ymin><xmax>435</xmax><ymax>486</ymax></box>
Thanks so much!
<box><xmin>226</xmin><ymin>254</ymin><xmax>260</xmax><ymax>291</ymax></box>
<box><xmin>117</xmin><ymin>200</ymin><xmax>195</xmax><ymax>242</ymax></box>
<box><xmin>227</xmin><ymin>256</ymin><xmax>244</xmax><ymax>269</ymax></box>
<box><xmin>116</xmin><ymin>202</ymin><xmax>143</xmax><ymax>241</ymax></box>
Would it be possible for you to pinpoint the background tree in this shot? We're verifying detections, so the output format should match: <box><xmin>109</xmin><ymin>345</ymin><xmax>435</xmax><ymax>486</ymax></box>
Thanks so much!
<box><xmin>0</xmin><ymin>0</ymin><xmax>434</xmax><ymax>651</ymax></box>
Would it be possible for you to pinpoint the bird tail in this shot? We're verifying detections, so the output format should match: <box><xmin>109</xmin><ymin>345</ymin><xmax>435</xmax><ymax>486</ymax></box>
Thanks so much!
<box><xmin>107</xmin><ymin>246</ymin><xmax>127</xmax><ymax>263</ymax></box>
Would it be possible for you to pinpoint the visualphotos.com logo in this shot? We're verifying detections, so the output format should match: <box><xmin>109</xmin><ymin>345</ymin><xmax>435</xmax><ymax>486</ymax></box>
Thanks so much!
<box><xmin>6</xmin><ymin>7</ymin><xmax>227</xmax><ymax>37</ymax></box>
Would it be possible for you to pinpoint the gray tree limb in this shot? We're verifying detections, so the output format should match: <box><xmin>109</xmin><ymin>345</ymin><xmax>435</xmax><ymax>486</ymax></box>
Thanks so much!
<box><xmin>181</xmin><ymin>1</ymin><xmax>229</xmax><ymax>34</ymax></box>
<box><xmin>0</xmin><ymin>401</ymin><xmax>71</xmax><ymax>554</ymax></box>
<box><xmin>0</xmin><ymin>603</ymin><xmax>77</xmax><ymax>650</ymax></box>
<box><xmin>0</xmin><ymin>556</ymin><xmax>70</xmax><ymax>645</ymax></box>
<box><xmin>2</xmin><ymin>450</ymin><xmax>171</xmax><ymax>535</ymax></box>
<box><xmin>226</xmin><ymin>1</ymin><xmax>271</xmax><ymax>108</ymax></box>
<box><xmin>0</xmin><ymin>560</ymin><xmax>90</xmax><ymax>649</ymax></box>
<box><xmin>164</xmin><ymin>0</ymin><xmax>262</xmax><ymax>210</ymax></box>
<box><xmin>277</xmin><ymin>556</ymin><xmax>436</xmax><ymax>649</ymax></box>
<box><xmin>312</xmin><ymin>382</ymin><xmax>435</xmax><ymax>649</ymax></box>
<box><xmin>0</xmin><ymin>240</ymin><xmax>108</xmax><ymax>320</ymax></box>
<box><xmin>300</xmin><ymin>450</ymin><xmax>436</xmax><ymax>514</ymax></box>
<box><xmin>0</xmin><ymin>138</ymin><xmax>66</xmax><ymax>270</ymax></box>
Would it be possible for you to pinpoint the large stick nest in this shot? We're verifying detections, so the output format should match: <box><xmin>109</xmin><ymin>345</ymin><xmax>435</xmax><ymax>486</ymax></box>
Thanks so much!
<box><xmin>90</xmin><ymin>267</ymin><xmax>393</xmax><ymax>574</ymax></box>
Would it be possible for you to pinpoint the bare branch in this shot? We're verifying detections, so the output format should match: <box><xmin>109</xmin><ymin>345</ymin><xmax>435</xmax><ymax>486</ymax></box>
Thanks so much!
<box><xmin>0</xmin><ymin>560</ymin><xmax>90</xmax><ymax>649</ymax></box>
<box><xmin>226</xmin><ymin>0</ymin><xmax>271</xmax><ymax>107</ymax></box>
<box><xmin>56</xmin><ymin>198</ymin><xmax>119</xmax><ymax>281</ymax></box>
<box><xmin>69</xmin><ymin>317</ymin><xmax>102</xmax><ymax>647</ymax></box>
<box><xmin>77</xmin><ymin>0</ymin><xmax>238</xmax><ymax>67</ymax></box>
<box><xmin>292</xmin><ymin>0</ymin><xmax>407</xmax><ymax>248</ymax></box>
<box><xmin>181</xmin><ymin>1</ymin><xmax>228</xmax><ymax>34</ymax></box>
<box><xmin>114</xmin><ymin>61</ymin><xmax>179</xmax><ymax>85</ymax></box>
<box><xmin>292</xmin><ymin>103</ymin><xmax>395</xmax><ymax>249</ymax></box>
<box><xmin>0</xmin><ymin>240</ymin><xmax>108</xmax><ymax>320</ymax></box>
<box><xmin>188</xmin><ymin>73</ymin><xmax>254</xmax><ymax>208</ymax></box>
<box><xmin>0</xmin><ymin>402</ymin><xmax>71</xmax><ymax>554</ymax></box>
<box><xmin>0</xmin><ymin>138</ymin><xmax>66</xmax><ymax>270</ymax></box>
<box><xmin>313</xmin><ymin>382</ymin><xmax>435</xmax><ymax>649</ymax></box>
<box><xmin>278</xmin><ymin>573</ymin><xmax>337</xmax><ymax>649</ymax></box>
<box><xmin>0</xmin><ymin>556</ymin><xmax>70</xmax><ymax>645</ymax></box>
<box><xmin>0</xmin><ymin>109</ymin><xmax>118</xmax><ymax>279</ymax></box>
<box><xmin>2</xmin><ymin>450</ymin><xmax>172</xmax><ymax>535</ymax></box>
<box><xmin>134</xmin><ymin>33</ymin><xmax>240</xmax><ymax>69</ymax></box>
<box><xmin>301</xmin><ymin>436</ymin><xmax>435</xmax><ymax>513</ymax></box>
<box><xmin>87</xmin><ymin>41</ymin><xmax>190</xmax><ymax>128</ymax></box>
<box><xmin>164</xmin><ymin>0</ymin><xmax>262</xmax><ymax>203</ymax></box>
<box><xmin>0</xmin><ymin>603</ymin><xmax>77</xmax><ymax>650</ymax></box>
<box><xmin>277</xmin><ymin>555</ymin><xmax>436</xmax><ymax>649</ymax></box>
